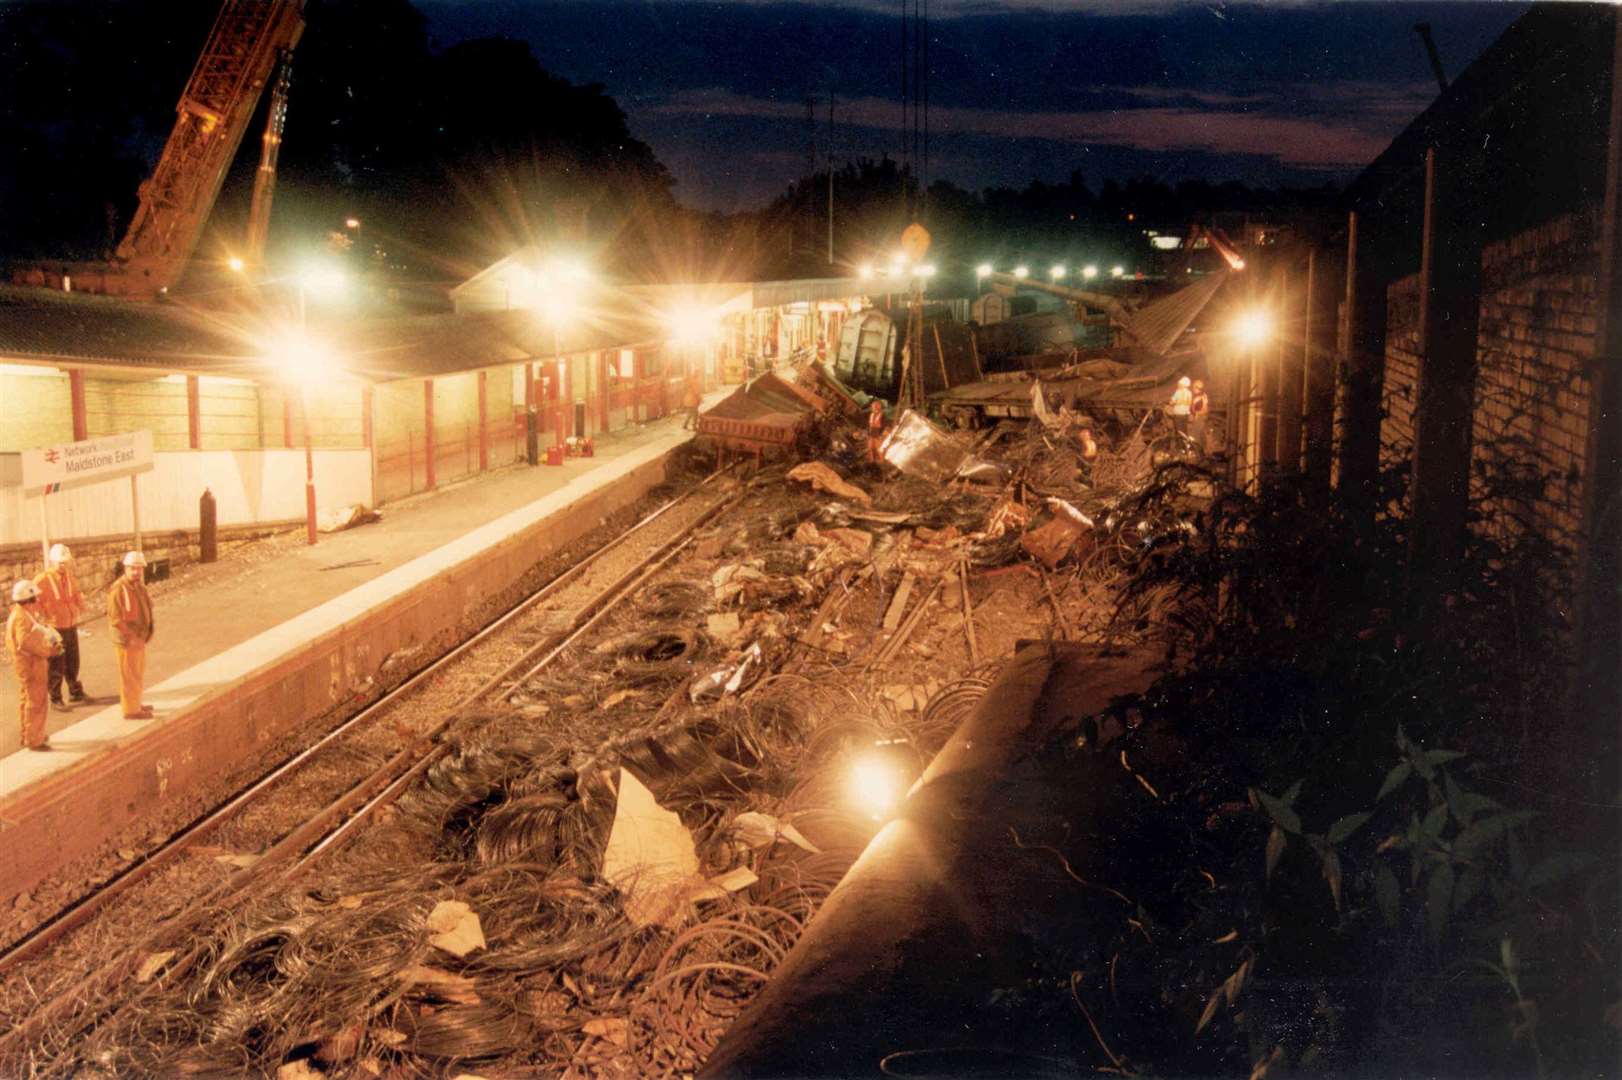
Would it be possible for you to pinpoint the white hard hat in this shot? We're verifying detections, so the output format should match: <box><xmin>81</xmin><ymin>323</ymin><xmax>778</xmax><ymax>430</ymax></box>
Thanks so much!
<box><xmin>123</xmin><ymin>550</ymin><xmax>148</xmax><ymax>568</ymax></box>
<box><xmin>1178</xmin><ymin>375</ymin><xmax>1192</xmax><ymax>387</ymax></box>
<box><xmin>11</xmin><ymin>579</ymin><xmax>39</xmax><ymax>603</ymax></box>
<box><xmin>47</xmin><ymin>543</ymin><xmax>72</xmax><ymax>564</ymax></box>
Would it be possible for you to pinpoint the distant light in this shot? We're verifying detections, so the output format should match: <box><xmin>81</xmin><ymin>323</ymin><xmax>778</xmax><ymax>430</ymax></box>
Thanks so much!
<box><xmin>344</xmin><ymin>217</ymin><xmax>361</xmax><ymax>230</ymax></box>
<box><xmin>1234</xmin><ymin>309</ymin><xmax>1273</xmax><ymax>348</ymax></box>
<box><xmin>859</xmin><ymin>263</ymin><xmax>875</xmax><ymax>280</ymax></box>
<box><xmin>1050</xmin><ymin>264</ymin><xmax>1067</xmax><ymax>281</ymax></box>
<box><xmin>1081</xmin><ymin>264</ymin><xmax>1098</xmax><ymax>280</ymax></box>
<box><xmin>1109</xmin><ymin>265</ymin><xmax>1125</xmax><ymax>278</ymax></box>
<box><xmin>1150</xmin><ymin>235</ymin><xmax>1183</xmax><ymax>251</ymax></box>
<box><xmin>975</xmin><ymin>263</ymin><xmax>993</xmax><ymax>279</ymax></box>
<box><xmin>1013</xmin><ymin>265</ymin><xmax>1029</xmax><ymax>279</ymax></box>
<box><xmin>227</xmin><ymin>256</ymin><xmax>245</xmax><ymax>273</ymax></box>
<box><xmin>918</xmin><ymin>263</ymin><xmax>937</xmax><ymax>278</ymax></box>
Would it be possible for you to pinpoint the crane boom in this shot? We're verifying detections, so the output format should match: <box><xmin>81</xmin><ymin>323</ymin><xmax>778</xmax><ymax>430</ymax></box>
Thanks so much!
<box><xmin>18</xmin><ymin>0</ymin><xmax>306</xmax><ymax>297</ymax></box>
<box><xmin>244</xmin><ymin>50</ymin><xmax>295</xmax><ymax>268</ymax></box>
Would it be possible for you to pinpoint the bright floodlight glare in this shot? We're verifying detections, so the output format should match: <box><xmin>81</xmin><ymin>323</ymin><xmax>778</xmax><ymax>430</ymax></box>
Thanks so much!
<box><xmin>918</xmin><ymin>263</ymin><xmax>937</xmax><ymax>278</ymax></box>
<box><xmin>547</xmin><ymin>256</ymin><xmax>590</xmax><ymax>282</ymax></box>
<box><xmin>848</xmin><ymin>752</ymin><xmax>903</xmax><ymax>821</ymax></box>
<box><xmin>272</xmin><ymin>331</ymin><xmax>335</xmax><ymax>385</ymax></box>
<box><xmin>666</xmin><ymin>305</ymin><xmax>720</xmax><ymax>346</ymax></box>
<box><xmin>1082</xmin><ymin>264</ymin><xmax>1098</xmax><ymax>280</ymax></box>
<box><xmin>227</xmin><ymin>256</ymin><xmax>245</xmax><ymax>273</ymax></box>
<box><xmin>859</xmin><ymin>263</ymin><xmax>875</xmax><ymax>280</ymax></box>
<box><xmin>1050</xmin><ymin>264</ymin><xmax>1067</xmax><ymax>280</ymax></box>
<box><xmin>975</xmin><ymin>263</ymin><xmax>993</xmax><ymax>279</ymax></box>
<box><xmin>1234</xmin><ymin>309</ymin><xmax>1272</xmax><ymax>347</ymax></box>
<box><xmin>1110</xmin><ymin>265</ymin><xmax>1125</xmax><ymax>278</ymax></box>
<box><xmin>1013</xmin><ymin>265</ymin><xmax>1030</xmax><ymax>279</ymax></box>
<box><xmin>299</xmin><ymin>261</ymin><xmax>348</xmax><ymax>294</ymax></box>
<box><xmin>344</xmin><ymin>217</ymin><xmax>360</xmax><ymax>230</ymax></box>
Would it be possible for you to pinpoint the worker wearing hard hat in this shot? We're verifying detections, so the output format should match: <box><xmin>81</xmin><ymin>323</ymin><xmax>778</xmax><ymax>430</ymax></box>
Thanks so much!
<box><xmin>1189</xmin><ymin>379</ymin><xmax>1211</xmax><ymax>457</ymax></box>
<box><xmin>8</xmin><ymin>579</ymin><xmax>64</xmax><ymax>751</ymax></box>
<box><xmin>35</xmin><ymin>543</ymin><xmax>90</xmax><ymax>710</ymax></box>
<box><xmin>1169</xmin><ymin>376</ymin><xmax>1194</xmax><ymax>442</ymax></box>
<box><xmin>107</xmin><ymin>551</ymin><xmax>156</xmax><ymax>720</ymax></box>
<box><xmin>866</xmin><ymin>399</ymin><xmax>887</xmax><ymax>465</ymax></box>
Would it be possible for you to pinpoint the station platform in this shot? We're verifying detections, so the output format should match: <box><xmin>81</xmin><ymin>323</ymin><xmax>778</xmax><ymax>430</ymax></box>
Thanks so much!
<box><xmin>0</xmin><ymin>414</ymin><xmax>702</xmax><ymax>904</ymax></box>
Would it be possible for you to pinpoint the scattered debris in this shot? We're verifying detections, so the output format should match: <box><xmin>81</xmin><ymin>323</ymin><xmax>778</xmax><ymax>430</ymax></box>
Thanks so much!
<box><xmin>134</xmin><ymin>950</ymin><xmax>175</xmax><ymax>984</ymax></box>
<box><xmin>880</xmin><ymin>409</ymin><xmax>974</xmax><ymax>483</ymax></box>
<box><xmin>689</xmin><ymin>642</ymin><xmax>764</xmax><ymax>703</ymax></box>
<box><xmin>316</xmin><ymin>504</ymin><xmax>382</xmax><ymax>534</ymax></box>
<box><xmin>600</xmin><ymin>768</ymin><xmax>704</xmax><ymax>928</ymax></box>
<box><xmin>786</xmin><ymin>462</ymin><xmax>872</xmax><ymax>505</ymax></box>
<box><xmin>401</xmin><ymin>965</ymin><xmax>480</xmax><ymax>1006</ymax></box>
<box><xmin>426</xmin><ymin>900</ymin><xmax>486</xmax><ymax>958</ymax></box>
<box><xmin>730</xmin><ymin>812</ymin><xmax>821</xmax><ymax>854</ymax></box>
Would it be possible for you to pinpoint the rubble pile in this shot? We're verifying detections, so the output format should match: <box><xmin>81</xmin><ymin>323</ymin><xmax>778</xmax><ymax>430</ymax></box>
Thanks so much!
<box><xmin>45</xmin><ymin>375</ymin><xmax>1209</xmax><ymax>1078</ymax></box>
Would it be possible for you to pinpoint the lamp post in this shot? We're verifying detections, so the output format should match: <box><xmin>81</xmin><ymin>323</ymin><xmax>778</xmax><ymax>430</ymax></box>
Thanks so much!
<box><xmin>287</xmin><ymin>262</ymin><xmax>346</xmax><ymax>545</ymax></box>
<box><xmin>278</xmin><ymin>334</ymin><xmax>335</xmax><ymax>546</ymax></box>
<box><xmin>1231</xmin><ymin>308</ymin><xmax>1273</xmax><ymax>488</ymax></box>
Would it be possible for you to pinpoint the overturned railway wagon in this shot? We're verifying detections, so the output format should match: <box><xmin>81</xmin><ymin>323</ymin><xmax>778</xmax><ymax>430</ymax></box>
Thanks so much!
<box><xmin>831</xmin><ymin>308</ymin><xmax>982</xmax><ymax>398</ymax></box>
<box><xmin>694</xmin><ymin>370</ymin><xmax>829</xmax><ymax>459</ymax></box>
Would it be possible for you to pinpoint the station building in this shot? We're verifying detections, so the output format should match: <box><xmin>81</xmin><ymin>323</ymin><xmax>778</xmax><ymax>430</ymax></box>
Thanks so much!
<box><xmin>0</xmin><ymin>266</ymin><xmax>866</xmax><ymax>582</ymax></box>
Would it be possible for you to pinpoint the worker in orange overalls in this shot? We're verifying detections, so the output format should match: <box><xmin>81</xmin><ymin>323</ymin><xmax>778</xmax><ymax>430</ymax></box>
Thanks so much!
<box><xmin>1169</xmin><ymin>375</ymin><xmax>1194</xmax><ymax>442</ymax></box>
<box><xmin>8</xmin><ymin>579</ymin><xmax>63</xmax><ymax>751</ymax></box>
<box><xmin>35</xmin><ymin>542</ymin><xmax>89</xmax><ymax>709</ymax></box>
<box><xmin>681</xmin><ymin>372</ymin><xmax>703</xmax><ymax>431</ymax></box>
<box><xmin>866</xmin><ymin>399</ymin><xmax>887</xmax><ymax>465</ymax></box>
<box><xmin>107</xmin><ymin>550</ymin><xmax>155</xmax><ymax>720</ymax></box>
<box><xmin>1189</xmin><ymin>379</ymin><xmax>1211</xmax><ymax>457</ymax></box>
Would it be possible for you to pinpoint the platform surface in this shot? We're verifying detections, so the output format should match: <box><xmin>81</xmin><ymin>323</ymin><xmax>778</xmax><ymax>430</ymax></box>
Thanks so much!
<box><xmin>0</xmin><ymin>414</ymin><xmax>700</xmax><ymax>793</ymax></box>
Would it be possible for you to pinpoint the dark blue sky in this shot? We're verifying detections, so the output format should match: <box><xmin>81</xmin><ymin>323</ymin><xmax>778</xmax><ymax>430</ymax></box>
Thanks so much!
<box><xmin>419</xmin><ymin>0</ymin><xmax>1528</xmax><ymax>211</ymax></box>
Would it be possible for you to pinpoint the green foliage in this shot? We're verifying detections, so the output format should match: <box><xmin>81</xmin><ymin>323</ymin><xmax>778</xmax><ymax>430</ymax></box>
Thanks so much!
<box><xmin>1087</xmin><ymin>454</ymin><xmax>1615</xmax><ymax>1076</ymax></box>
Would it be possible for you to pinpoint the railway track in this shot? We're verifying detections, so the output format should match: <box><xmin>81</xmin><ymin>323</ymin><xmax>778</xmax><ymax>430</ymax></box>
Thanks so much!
<box><xmin>0</xmin><ymin>474</ymin><xmax>741</xmax><ymax>1066</ymax></box>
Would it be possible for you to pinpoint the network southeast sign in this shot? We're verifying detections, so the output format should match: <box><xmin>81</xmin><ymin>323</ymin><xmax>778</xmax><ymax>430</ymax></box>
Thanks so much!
<box><xmin>21</xmin><ymin>430</ymin><xmax>154</xmax><ymax>494</ymax></box>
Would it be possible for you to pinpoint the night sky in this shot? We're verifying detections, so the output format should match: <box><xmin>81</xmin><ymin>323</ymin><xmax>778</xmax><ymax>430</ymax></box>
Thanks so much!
<box><xmin>418</xmin><ymin>0</ymin><xmax>1529</xmax><ymax>211</ymax></box>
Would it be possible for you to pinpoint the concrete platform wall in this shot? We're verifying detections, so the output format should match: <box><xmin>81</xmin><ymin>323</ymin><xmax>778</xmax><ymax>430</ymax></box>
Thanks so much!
<box><xmin>0</xmin><ymin>449</ymin><xmax>674</xmax><ymax>905</ymax></box>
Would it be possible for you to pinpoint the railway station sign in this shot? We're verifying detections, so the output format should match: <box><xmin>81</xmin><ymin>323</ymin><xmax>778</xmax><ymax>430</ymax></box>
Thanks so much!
<box><xmin>20</xmin><ymin>429</ymin><xmax>154</xmax><ymax>495</ymax></box>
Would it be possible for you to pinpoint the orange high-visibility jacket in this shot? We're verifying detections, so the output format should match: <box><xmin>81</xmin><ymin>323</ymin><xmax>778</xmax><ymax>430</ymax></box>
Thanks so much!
<box><xmin>34</xmin><ymin>566</ymin><xmax>85</xmax><ymax>629</ymax></box>
<box><xmin>7</xmin><ymin>604</ymin><xmax>58</xmax><ymax>671</ymax></box>
<box><xmin>107</xmin><ymin>578</ymin><xmax>155</xmax><ymax>646</ymax></box>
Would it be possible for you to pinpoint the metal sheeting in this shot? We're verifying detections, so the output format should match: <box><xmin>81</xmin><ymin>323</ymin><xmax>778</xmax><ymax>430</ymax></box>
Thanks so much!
<box><xmin>1118</xmin><ymin>271</ymin><xmax>1231</xmax><ymax>358</ymax></box>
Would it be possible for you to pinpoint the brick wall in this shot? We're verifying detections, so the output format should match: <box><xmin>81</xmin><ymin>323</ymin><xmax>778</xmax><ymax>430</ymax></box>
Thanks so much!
<box><xmin>1382</xmin><ymin>274</ymin><xmax>1422</xmax><ymax>466</ymax></box>
<box><xmin>1471</xmin><ymin>208</ymin><xmax>1599</xmax><ymax>554</ymax></box>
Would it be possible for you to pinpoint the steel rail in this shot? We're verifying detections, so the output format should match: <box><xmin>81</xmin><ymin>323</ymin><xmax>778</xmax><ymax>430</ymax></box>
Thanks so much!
<box><xmin>0</xmin><ymin>480</ymin><xmax>714</xmax><ymax>991</ymax></box>
<box><xmin>0</xmin><ymin>482</ymin><xmax>740</xmax><ymax>1066</ymax></box>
